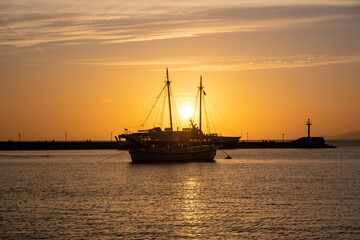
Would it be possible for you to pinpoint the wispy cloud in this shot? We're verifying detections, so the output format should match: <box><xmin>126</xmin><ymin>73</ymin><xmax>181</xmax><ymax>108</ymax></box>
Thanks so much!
<box><xmin>1</xmin><ymin>1</ymin><xmax>358</xmax><ymax>16</ymax></box>
<box><xmin>1</xmin><ymin>3</ymin><xmax>359</xmax><ymax>48</ymax></box>
<box><xmin>22</xmin><ymin>55</ymin><xmax>359</xmax><ymax>71</ymax></box>
<box><xmin>166</xmin><ymin>55</ymin><xmax>360</xmax><ymax>71</ymax></box>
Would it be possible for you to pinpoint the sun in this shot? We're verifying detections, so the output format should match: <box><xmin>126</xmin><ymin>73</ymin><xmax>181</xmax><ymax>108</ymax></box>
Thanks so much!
<box><xmin>180</xmin><ymin>105</ymin><xmax>193</xmax><ymax>120</ymax></box>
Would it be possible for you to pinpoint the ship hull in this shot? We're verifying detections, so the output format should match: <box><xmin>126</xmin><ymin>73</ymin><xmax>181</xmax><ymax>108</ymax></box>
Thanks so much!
<box><xmin>129</xmin><ymin>146</ymin><xmax>216</xmax><ymax>163</ymax></box>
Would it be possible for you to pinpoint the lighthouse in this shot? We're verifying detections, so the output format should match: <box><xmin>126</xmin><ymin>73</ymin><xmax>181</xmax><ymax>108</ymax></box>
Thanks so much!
<box><xmin>306</xmin><ymin>118</ymin><xmax>312</xmax><ymax>138</ymax></box>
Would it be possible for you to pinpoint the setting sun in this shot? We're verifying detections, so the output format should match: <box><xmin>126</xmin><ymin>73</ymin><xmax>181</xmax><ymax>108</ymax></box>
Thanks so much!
<box><xmin>180</xmin><ymin>105</ymin><xmax>194</xmax><ymax>121</ymax></box>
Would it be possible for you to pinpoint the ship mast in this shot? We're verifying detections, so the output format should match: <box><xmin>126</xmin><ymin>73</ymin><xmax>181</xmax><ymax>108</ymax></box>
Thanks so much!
<box><xmin>199</xmin><ymin>75</ymin><xmax>203</xmax><ymax>133</ymax></box>
<box><xmin>166</xmin><ymin>68</ymin><xmax>173</xmax><ymax>131</ymax></box>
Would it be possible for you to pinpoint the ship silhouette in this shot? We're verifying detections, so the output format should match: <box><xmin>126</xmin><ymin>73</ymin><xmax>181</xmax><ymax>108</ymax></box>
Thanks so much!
<box><xmin>117</xmin><ymin>69</ymin><xmax>240</xmax><ymax>163</ymax></box>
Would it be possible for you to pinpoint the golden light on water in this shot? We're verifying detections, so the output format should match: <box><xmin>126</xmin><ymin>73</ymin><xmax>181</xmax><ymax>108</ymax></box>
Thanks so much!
<box><xmin>180</xmin><ymin>177</ymin><xmax>204</xmax><ymax>233</ymax></box>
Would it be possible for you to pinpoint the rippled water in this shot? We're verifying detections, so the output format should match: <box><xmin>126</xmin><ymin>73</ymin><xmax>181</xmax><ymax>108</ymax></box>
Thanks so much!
<box><xmin>1</xmin><ymin>141</ymin><xmax>359</xmax><ymax>239</ymax></box>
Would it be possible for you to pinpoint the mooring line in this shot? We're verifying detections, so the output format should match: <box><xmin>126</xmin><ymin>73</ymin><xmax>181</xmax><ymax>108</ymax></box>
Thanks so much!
<box><xmin>221</xmin><ymin>150</ymin><xmax>232</xmax><ymax>159</ymax></box>
<box><xmin>97</xmin><ymin>153</ymin><xmax>122</xmax><ymax>163</ymax></box>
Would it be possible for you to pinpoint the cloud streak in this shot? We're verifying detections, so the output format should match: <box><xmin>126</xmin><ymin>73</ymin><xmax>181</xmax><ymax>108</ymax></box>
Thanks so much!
<box><xmin>1</xmin><ymin>4</ymin><xmax>359</xmax><ymax>48</ymax></box>
<box><xmin>166</xmin><ymin>55</ymin><xmax>360</xmax><ymax>72</ymax></box>
<box><xmin>14</xmin><ymin>55</ymin><xmax>359</xmax><ymax>71</ymax></box>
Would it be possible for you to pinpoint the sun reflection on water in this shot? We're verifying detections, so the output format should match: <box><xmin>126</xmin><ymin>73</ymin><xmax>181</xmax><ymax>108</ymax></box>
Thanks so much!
<box><xmin>177</xmin><ymin>177</ymin><xmax>207</xmax><ymax>236</ymax></box>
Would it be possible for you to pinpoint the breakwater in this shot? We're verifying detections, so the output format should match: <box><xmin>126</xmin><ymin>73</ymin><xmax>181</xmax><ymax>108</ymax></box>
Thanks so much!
<box><xmin>0</xmin><ymin>141</ymin><xmax>125</xmax><ymax>151</ymax></box>
<box><xmin>0</xmin><ymin>137</ymin><xmax>334</xmax><ymax>150</ymax></box>
<box><xmin>222</xmin><ymin>137</ymin><xmax>335</xmax><ymax>149</ymax></box>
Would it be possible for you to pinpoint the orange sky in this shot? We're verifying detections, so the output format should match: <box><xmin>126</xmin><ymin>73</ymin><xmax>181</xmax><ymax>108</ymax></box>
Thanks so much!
<box><xmin>1</xmin><ymin>0</ymin><xmax>359</xmax><ymax>140</ymax></box>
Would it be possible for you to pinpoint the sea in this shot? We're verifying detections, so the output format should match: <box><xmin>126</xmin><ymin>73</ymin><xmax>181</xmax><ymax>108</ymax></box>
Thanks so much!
<box><xmin>1</xmin><ymin>140</ymin><xmax>359</xmax><ymax>239</ymax></box>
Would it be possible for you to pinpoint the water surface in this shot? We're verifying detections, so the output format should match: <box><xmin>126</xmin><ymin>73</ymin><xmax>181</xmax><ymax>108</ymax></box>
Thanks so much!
<box><xmin>1</xmin><ymin>142</ymin><xmax>359</xmax><ymax>239</ymax></box>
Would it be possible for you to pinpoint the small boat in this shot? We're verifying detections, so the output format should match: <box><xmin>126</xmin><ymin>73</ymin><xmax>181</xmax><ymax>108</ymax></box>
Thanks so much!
<box><xmin>117</xmin><ymin>69</ymin><xmax>239</xmax><ymax>163</ymax></box>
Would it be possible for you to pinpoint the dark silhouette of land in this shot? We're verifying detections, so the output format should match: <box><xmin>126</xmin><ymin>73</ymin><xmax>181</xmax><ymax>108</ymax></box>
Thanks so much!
<box><xmin>221</xmin><ymin>137</ymin><xmax>334</xmax><ymax>149</ymax></box>
<box><xmin>0</xmin><ymin>141</ymin><xmax>125</xmax><ymax>151</ymax></box>
<box><xmin>0</xmin><ymin>137</ymin><xmax>334</xmax><ymax>151</ymax></box>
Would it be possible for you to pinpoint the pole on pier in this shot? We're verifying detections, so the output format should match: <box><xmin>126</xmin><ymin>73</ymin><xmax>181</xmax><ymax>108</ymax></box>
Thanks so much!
<box><xmin>282</xmin><ymin>133</ymin><xmax>285</xmax><ymax>143</ymax></box>
<box><xmin>18</xmin><ymin>133</ymin><xmax>21</xmax><ymax>142</ymax></box>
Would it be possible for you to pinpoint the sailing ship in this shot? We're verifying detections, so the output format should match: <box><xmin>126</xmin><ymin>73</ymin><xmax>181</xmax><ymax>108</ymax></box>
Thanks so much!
<box><xmin>117</xmin><ymin>69</ymin><xmax>240</xmax><ymax>163</ymax></box>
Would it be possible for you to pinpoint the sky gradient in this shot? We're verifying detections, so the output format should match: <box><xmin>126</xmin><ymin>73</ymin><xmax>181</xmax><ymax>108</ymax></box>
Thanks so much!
<box><xmin>1</xmin><ymin>0</ymin><xmax>359</xmax><ymax>140</ymax></box>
